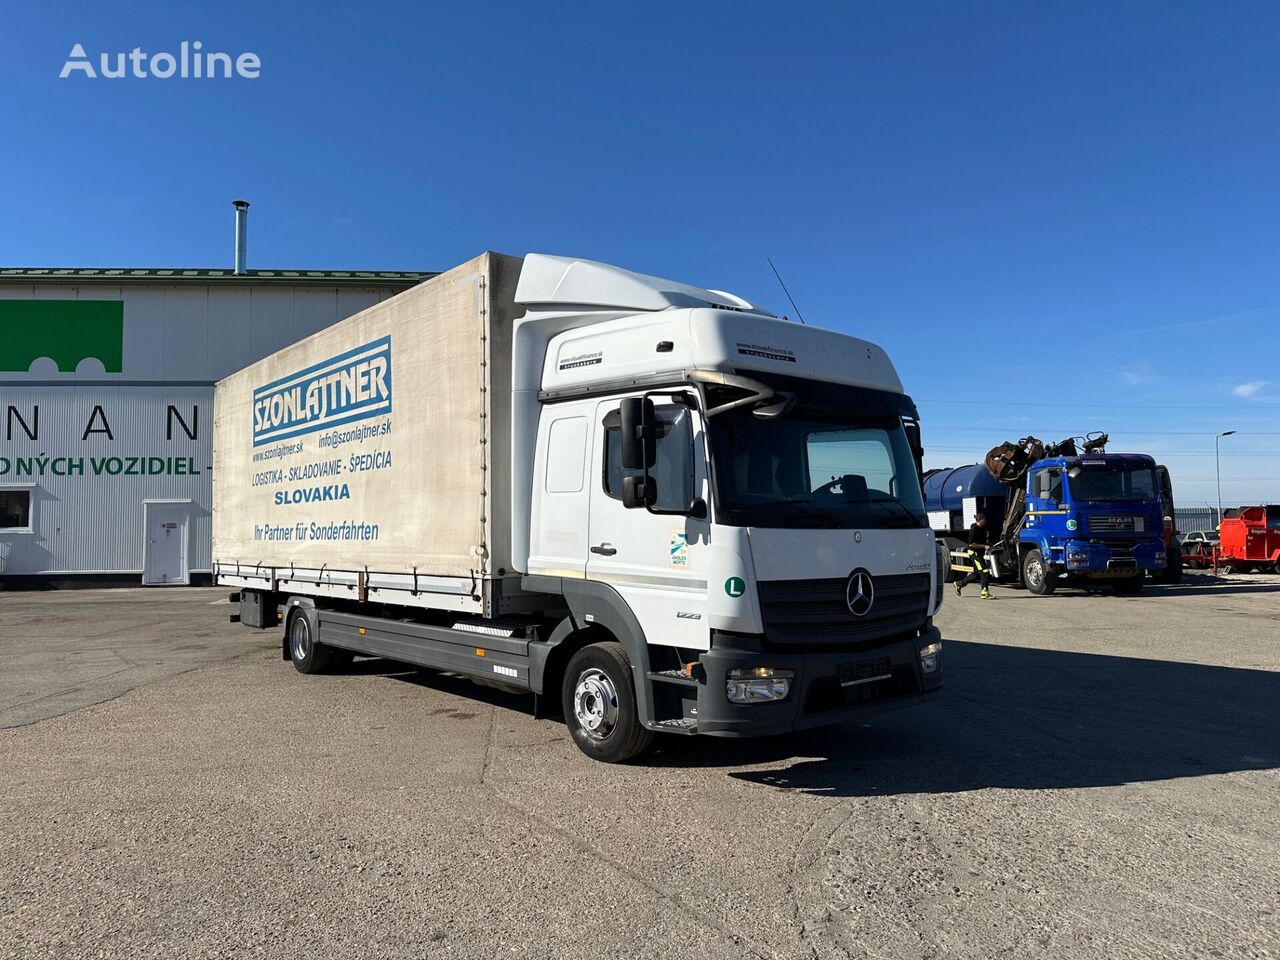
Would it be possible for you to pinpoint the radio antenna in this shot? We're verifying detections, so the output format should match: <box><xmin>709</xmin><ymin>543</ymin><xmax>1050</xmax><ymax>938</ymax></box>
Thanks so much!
<box><xmin>767</xmin><ymin>256</ymin><xmax>806</xmax><ymax>324</ymax></box>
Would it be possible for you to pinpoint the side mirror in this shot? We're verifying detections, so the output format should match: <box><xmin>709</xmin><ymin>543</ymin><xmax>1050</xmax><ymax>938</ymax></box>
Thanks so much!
<box><xmin>751</xmin><ymin>392</ymin><xmax>796</xmax><ymax>420</ymax></box>
<box><xmin>620</xmin><ymin>397</ymin><xmax>656</xmax><ymax>470</ymax></box>
<box><xmin>902</xmin><ymin>417</ymin><xmax>924</xmax><ymax>480</ymax></box>
<box><xmin>621</xmin><ymin>475</ymin><xmax>657</xmax><ymax>509</ymax></box>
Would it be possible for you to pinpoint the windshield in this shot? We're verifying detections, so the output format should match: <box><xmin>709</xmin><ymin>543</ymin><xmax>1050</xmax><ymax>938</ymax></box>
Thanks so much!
<box><xmin>1068</xmin><ymin>466</ymin><xmax>1158</xmax><ymax>503</ymax></box>
<box><xmin>705</xmin><ymin>380</ymin><xmax>926</xmax><ymax>529</ymax></box>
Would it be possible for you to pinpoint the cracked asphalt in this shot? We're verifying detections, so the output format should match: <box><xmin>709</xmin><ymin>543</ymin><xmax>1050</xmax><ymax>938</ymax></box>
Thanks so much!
<box><xmin>1</xmin><ymin>575</ymin><xmax>1277</xmax><ymax>959</ymax></box>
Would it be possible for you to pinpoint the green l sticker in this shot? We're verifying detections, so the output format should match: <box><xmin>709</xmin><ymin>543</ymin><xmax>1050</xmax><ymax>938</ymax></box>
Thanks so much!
<box><xmin>724</xmin><ymin>576</ymin><xmax>746</xmax><ymax>598</ymax></box>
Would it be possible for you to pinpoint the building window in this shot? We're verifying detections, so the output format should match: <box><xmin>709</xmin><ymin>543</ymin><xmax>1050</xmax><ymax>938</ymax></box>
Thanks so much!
<box><xmin>0</xmin><ymin>488</ymin><xmax>33</xmax><ymax>533</ymax></box>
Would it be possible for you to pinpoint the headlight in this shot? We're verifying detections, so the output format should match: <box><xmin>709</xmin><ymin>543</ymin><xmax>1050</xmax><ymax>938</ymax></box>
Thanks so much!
<box><xmin>919</xmin><ymin>640</ymin><xmax>941</xmax><ymax>674</ymax></box>
<box><xmin>726</xmin><ymin>667</ymin><xmax>793</xmax><ymax>703</ymax></box>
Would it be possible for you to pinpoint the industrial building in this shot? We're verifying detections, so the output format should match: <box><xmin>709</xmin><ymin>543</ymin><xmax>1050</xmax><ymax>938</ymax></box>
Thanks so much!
<box><xmin>0</xmin><ymin>206</ymin><xmax>428</xmax><ymax>585</ymax></box>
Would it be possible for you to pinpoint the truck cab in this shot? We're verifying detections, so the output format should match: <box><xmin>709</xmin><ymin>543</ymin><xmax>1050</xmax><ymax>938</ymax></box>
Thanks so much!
<box><xmin>997</xmin><ymin>452</ymin><xmax>1166</xmax><ymax>595</ymax></box>
<box><xmin>513</xmin><ymin>256</ymin><xmax>945</xmax><ymax>759</ymax></box>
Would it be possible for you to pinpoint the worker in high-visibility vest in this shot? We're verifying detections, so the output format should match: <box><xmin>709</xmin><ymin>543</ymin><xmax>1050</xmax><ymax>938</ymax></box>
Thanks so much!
<box><xmin>955</xmin><ymin>513</ymin><xmax>993</xmax><ymax>599</ymax></box>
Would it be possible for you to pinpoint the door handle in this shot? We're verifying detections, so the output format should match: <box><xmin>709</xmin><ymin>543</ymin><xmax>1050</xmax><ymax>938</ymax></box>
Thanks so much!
<box><xmin>590</xmin><ymin>543</ymin><xmax>617</xmax><ymax>556</ymax></box>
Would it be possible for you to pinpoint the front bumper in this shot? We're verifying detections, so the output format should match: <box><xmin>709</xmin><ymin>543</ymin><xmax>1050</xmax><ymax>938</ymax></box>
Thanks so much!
<box><xmin>1059</xmin><ymin>539</ymin><xmax>1166</xmax><ymax>575</ymax></box>
<box><xmin>693</xmin><ymin>626</ymin><xmax>943</xmax><ymax>738</ymax></box>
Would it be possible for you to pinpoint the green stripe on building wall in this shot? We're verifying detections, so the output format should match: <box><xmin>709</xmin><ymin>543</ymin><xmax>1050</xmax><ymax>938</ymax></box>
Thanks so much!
<box><xmin>0</xmin><ymin>300</ymin><xmax>124</xmax><ymax>373</ymax></box>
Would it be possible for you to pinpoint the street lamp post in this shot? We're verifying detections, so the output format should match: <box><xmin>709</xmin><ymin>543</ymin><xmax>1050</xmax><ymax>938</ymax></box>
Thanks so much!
<box><xmin>1215</xmin><ymin>430</ymin><xmax>1236</xmax><ymax>526</ymax></box>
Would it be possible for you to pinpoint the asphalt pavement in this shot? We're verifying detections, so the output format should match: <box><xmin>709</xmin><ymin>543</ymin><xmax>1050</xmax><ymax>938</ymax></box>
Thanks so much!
<box><xmin>1</xmin><ymin>573</ymin><xmax>1277</xmax><ymax>959</ymax></box>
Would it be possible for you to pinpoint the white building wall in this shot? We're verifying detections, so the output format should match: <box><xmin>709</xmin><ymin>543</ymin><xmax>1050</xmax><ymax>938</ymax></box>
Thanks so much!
<box><xmin>0</xmin><ymin>280</ymin><xmax>406</xmax><ymax>577</ymax></box>
<box><xmin>0</xmin><ymin>385</ymin><xmax>211</xmax><ymax>575</ymax></box>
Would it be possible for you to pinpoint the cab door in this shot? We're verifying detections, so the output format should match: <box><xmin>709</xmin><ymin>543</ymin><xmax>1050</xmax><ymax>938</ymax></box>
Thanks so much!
<box><xmin>585</xmin><ymin>395</ymin><xmax>712</xmax><ymax>651</ymax></box>
<box><xmin>1026</xmin><ymin>467</ymin><xmax>1065</xmax><ymax>536</ymax></box>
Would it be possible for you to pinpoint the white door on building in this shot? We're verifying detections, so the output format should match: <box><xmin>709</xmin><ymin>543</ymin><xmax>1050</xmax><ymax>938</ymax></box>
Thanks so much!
<box><xmin>143</xmin><ymin>500</ymin><xmax>190</xmax><ymax>585</ymax></box>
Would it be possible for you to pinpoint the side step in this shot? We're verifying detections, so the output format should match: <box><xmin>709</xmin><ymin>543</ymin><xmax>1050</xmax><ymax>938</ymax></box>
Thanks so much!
<box><xmin>647</xmin><ymin>669</ymin><xmax>699</xmax><ymax>688</ymax></box>
<box><xmin>651</xmin><ymin>717</ymin><xmax>698</xmax><ymax>734</ymax></box>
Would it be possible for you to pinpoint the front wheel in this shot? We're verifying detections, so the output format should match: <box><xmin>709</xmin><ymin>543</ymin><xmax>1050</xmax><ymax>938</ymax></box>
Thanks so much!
<box><xmin>1113</xmin><ymin>575</ymin><xmax>1145</xmax><ymax>595</ymax></box>
<box><xmin>1156</xmin><ymin>554</ymin><xmax>1183</xmax><ymax>584</ymax></box>
<box><xmin>1022</xmin><ymin>548</ymin><xmax>1057</xmax><ymax>595</ymax></box>
<box><xmin>562</xmin><ymin>641</ymin><xmax>654</xmax><ymax>763</ymax></box>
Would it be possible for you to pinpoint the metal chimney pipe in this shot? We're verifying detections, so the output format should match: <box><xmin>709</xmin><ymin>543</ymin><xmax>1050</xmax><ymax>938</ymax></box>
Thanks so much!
<box><xmin>232</xmin><ymin>199</ymin><xmax>250</xmax><ymax>274</ymax></box>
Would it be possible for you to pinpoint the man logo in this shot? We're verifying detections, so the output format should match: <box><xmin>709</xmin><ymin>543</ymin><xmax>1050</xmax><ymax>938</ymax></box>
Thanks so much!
<box><xmin>846</xmin><ymin>569</ymin><xmax>875</xmax><ymax>617</ymax></box>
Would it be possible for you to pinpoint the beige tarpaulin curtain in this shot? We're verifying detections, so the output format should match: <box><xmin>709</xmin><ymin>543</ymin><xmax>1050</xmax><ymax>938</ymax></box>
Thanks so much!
<box><xmin>213</xmin><ymin>253</ymin><xmax>517</xmax><ymax>578</ymax></box>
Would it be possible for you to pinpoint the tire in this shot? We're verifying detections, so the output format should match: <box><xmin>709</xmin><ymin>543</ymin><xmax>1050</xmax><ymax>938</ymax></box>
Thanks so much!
<box><xmin>942</xmin><ymin>538</ymin><xmax>966</xmax><ymax>583</ymax></box>
<box><xmin>1021</xmin><ymin>548</ymin><xmax>1056</xmax><ymax>596</ymax></box>
<box><xmin>561</xmin><ymin>641</ymin><xmax>654</xmax><ymax>763</ymax></box>
<box><xmin>1113</xmin><ymin>575</ymin><xmax>1145</xmax><ymax>595</ymax></box>
<box><xmin>287</xmin><ymin>606</ymin><xmax>338</xmax><ymax>675</ymax></box>
<box><xmin>1156</xmin><ymin>553</ymin><xmax>1183</xmax><ymax>584</ymax></box>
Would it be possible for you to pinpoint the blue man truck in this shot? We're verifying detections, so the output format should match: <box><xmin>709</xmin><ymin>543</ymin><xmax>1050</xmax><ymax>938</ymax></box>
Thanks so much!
<box><xmin>924</xmin><ymin>434</ymin><xmax>1166</xmax><ymax>595</ymax></box>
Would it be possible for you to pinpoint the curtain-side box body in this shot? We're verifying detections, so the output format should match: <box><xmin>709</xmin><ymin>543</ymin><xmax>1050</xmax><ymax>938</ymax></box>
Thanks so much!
<box><xmin>212</xmin><ymin>253</ymin><xmax>523</xmax><ymax>615</ymax></box>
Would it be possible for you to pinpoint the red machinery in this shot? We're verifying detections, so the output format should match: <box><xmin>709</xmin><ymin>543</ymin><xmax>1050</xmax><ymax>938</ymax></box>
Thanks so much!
<box><xmin>1217</xmin><ymin>505</ymin><xmax>1280</xmax><ymax>573</ymax></box>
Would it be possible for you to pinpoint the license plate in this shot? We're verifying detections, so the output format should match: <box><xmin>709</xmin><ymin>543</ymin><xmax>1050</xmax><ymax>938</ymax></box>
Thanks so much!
<box><xmin>839</xmin><ymin>657</ymin><xmax>892</xmax><ymax>687</ymax></box>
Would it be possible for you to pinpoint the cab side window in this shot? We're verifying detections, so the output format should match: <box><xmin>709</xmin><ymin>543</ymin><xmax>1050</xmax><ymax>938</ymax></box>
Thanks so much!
<box><xmin>1034</xmin><ymin>468</ymin><xmax>1062</xmax><ymax>503</ymax></box>
<box><xmin>603</xmin><ymin>402</ymin><xmax>695</xmax><ymax>511</ymax></box>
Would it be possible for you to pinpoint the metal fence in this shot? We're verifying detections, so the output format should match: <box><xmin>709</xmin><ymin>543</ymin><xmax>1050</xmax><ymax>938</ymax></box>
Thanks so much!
<box><xmin>1175</xmin><ymin>507</ymin><xmax>1223</xmax><ymax>534</ymax></box>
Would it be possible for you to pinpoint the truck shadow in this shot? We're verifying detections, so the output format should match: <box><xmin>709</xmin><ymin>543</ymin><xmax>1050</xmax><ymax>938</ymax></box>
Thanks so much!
<box><xmin>334</xmin><ymin>656</ymin><xmax>538</xmax><ymax>712</ymax></box>
<box><xmin>981</xmin><ymin>577</ymin><xmax>1278</xmax><ymax>599</ymax></box>
<box><xmin>677</xmin><ymin>641</ymin><xmax>1280</xmax><ymax>794</ymax></box>
<box><xmin>1145</xmin><ymin>575</ymin><xmax>1279</xmax><ymax>597</ymax></box>
<box><xmin>333</xmin><ymin>643</ymin><xmax>1279</xmax><ymax>795</ymax></box>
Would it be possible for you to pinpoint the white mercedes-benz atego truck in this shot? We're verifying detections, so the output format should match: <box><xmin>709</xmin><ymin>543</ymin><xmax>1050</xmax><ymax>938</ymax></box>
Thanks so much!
<box><xmin>215</xmin><ymin>252</ymin><xmax>945</xmax><ymax>762</ymax></box>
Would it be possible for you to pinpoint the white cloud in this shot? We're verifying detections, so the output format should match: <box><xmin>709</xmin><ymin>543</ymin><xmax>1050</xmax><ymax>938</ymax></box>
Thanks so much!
<box><xmin>1120</xmin><ymin>362</ymin><xmax>1159</xmax><ymax>386</ymax></box>
<box><xmin>1232</xmin><ymin>380</ymin><xmax>1271</xmax><ymax>398</ymax></box>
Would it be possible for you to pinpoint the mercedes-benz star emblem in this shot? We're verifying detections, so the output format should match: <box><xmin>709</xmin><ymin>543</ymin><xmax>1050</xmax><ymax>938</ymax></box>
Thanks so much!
<box><xmin>846</xmin><ymin>569</ymin><xmax>875</xmax><ymax>617</ymax></box>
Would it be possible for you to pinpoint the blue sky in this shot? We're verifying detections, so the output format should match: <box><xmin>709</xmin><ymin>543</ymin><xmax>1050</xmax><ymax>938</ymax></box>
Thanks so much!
<box><xmin>2</xmin><ymin>1</ymin><xmax>1278</xmax><ymax>506</ymax></box>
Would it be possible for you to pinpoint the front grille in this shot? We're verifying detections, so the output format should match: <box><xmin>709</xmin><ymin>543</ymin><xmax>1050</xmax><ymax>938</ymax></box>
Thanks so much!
<box><xmin>757</xmin><ymin>572</ymin><xmax>930</xmax><ymax>648</ymax></box>
<box><xmin>1089</xmin><ymin>515</ymin><xmax>1140</xmax><ymax>533</ymax></box>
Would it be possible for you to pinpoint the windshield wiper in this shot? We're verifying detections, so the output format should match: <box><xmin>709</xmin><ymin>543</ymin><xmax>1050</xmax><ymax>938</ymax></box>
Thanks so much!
<box><xmin>863</xmin><ymin>497</ymin><xmax>926</xmax><ymax>527</ymax></box>
<box><xmin>744</xmin><ymin>496</ymin><xmax>843</xmax><ymax>527</ymax></box>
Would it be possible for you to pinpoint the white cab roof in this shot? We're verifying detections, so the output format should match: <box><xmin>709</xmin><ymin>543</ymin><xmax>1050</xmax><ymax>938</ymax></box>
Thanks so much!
<box><xmin>540</xmin><ymin>308</ymin><xmax>904</xmax><ymax>398</ymax></box>
<box><xmin>516</xmin><ymin>253</ymin><xmax>775</xmax><ymax>315</ymax></box>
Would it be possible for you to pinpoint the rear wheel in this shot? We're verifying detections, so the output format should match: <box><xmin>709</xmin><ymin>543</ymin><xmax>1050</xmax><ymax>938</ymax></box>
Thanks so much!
<box><xmin>287</xmin><ymin>607</ymin><xmax>338</xmax><ymax>674</ymax></box>
<box><xmin>1022</xmin><ymin>548</ymin><xmax>1056</xmax><ymax>596</ymax></box>
<box><xmin>562</xmin><ymin>641</ymin><xmax>653</xmax><ymax>763</ymax></box>
<box><xmin>942</xmin><ymin>538</ymin><xmax>966</xmax><ymax>583</ymax></box>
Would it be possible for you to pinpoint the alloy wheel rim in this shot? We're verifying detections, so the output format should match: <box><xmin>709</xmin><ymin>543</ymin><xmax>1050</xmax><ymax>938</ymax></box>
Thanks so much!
<box><xmin>573</xmin><ymin>668</ymin><xmax>619</xmax><ymax>741</ymax></box>
<box><xmin>1028</xmin><ymin>558</ymin><xmax>1043</xmax><ymax>586</ymax></box>
<box><xmin>290</xmin><ymin>617</ymin><xmax>311</xmax><ymax>661</ymax></box>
